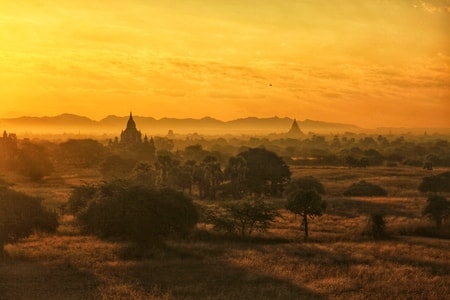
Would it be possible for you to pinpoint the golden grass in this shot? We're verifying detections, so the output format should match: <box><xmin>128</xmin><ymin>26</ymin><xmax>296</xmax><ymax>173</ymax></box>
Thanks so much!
<box><xmin>1</xmin><ymin>165</ymin><xmax>449</xmax><ymax>299</ymax></box>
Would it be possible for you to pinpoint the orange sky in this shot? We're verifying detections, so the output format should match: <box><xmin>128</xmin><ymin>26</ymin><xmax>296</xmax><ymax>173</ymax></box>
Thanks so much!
<box><xmin>0</xmin><ymin>0</ymin><xmax>449</xmax><ymax>128</ymax></box>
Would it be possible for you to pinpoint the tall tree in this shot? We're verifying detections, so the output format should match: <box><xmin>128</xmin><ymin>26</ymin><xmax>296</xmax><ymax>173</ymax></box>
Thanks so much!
<box><xmin>237</xmin><ymin>148</ymin><xmax>291</xmax><ymax>197</ymax></box>
<box><xmin>285</xmin><ymin>177</ymin><xmax>326</xmax><ymax>241</ymax></box>
<box><xmin>224</xmin><ymin>156</ymin><xmax>248</xmax><ymax>199</ymax></box>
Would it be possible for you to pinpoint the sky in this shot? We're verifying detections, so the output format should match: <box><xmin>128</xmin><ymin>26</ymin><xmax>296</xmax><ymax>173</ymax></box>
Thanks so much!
<box><xmin>0</xmin><ymin>0</ymin><xmax>449</xmax><ymax>128</ymax></box>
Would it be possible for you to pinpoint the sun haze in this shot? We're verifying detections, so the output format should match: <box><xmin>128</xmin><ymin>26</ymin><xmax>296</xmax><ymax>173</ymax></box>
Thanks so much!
<box><xmin>0</xmin><ymin>0</ymin><xmax>449</xmax><ymax>128</ymax></box>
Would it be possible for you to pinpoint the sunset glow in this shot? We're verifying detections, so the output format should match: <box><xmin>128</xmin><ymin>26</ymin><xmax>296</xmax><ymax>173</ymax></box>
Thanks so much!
<box><xmin>1</xmin><ymin>0</ymin><xmax>449</xmax><ymax>128</ymax></box>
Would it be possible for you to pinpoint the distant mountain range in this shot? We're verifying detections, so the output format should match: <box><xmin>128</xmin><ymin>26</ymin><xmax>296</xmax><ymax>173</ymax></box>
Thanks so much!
<box><xmin>0</xmin><ymin>114</ymin><xmax>361</xmax><ymax>136</ymax></box>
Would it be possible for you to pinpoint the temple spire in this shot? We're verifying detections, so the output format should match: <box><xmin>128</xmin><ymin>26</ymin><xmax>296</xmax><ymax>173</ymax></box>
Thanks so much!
<box><xmin>287</xmin><ymin>119</ymin><xmax>304</xmax><ymax>138</ymax></box>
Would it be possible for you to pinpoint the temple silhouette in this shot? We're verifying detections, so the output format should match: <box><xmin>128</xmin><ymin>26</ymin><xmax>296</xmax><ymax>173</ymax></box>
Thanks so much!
<box><xmin>286</xmin><ymin>119</ymin><xmax>305</xmax><ymax>138</ymax></box>
<box><xmin>107</xmin><ymin>113</ymin><xmax>155</xmax><ymax>161</ymax></box>
<box><xmin>121</xmin><ymin>112</ymin><xmax>143</xmax><ymax>144</ymax></box>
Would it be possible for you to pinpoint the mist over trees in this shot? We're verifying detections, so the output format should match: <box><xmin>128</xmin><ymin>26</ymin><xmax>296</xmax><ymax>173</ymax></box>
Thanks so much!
<box><xmin>0</xmin><ymin>123</ymin><xmax>449</xmax><ymax>251</ymax></box>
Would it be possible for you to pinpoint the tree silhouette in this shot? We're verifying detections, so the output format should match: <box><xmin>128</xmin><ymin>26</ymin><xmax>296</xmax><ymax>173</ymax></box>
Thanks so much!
<box><xmin>58</xmin><ymin>139</ymin><xmax>106</xmax><ymax>167</ymax></box>
<box><xmin>418</xmin><ymin>171</ymin><xmax>450</xmax><ymax>194</ymax></box>
<box><xmin>76</xmin><ymin>183</ymin><xmax>198</xmax><ymax>247</ymax></box>
<box><xmin>285</xmin><ymin>177</ymin><xmax>326</xmax><ymax>241</ymax></box>
<box><xmin>237</xmin><ymin>148</ymin><xmax>290</xmax><ymax>197</ymax></box>
<box><xmin>422</xmin><ymin>195</ymin><xmax>449</xmax><ymax>229</ymax></box>
<box><xmin>207</xmin><ymin>198</ymin><xmax>280</xmax><ymax>237</ymax></box>
<box><xmin>224</xmin><ymin>156</ymin><xmax>248</xmax><ymax>199</ymax></box>
<box><xmin>0</xmin><ymin>187</ymin><xmax>58</xmax><ymax>256</ymax></box>
<box><xmin>202</xmin><ymin>156</ymin><xmax>223</xmax><ymax>200</ymax></box>
<box><xmin>15</xmin><ymin>141</ymin><xmax>54</xmax><ymax>181</ymax></box>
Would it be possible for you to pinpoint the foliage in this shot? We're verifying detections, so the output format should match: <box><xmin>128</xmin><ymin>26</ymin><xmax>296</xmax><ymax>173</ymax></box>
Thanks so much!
<box><xmin>65</xmin><ymin>183</ymin><xmax>98</xmax><ymax>214</ymax></box>
<box><xmin>76</xmin><ymin>182</ymin><xmax>198</xmax><ymax>246</ymax></box>
<box><xmin>58</xmin><ymin>139</ymin><xmax>107</xmax><ymax>167</ymax></box>
<box><xmin>131</xmin><ymin>162</ymin><xmax>156</xmax><ymax>187</ymax></box>
<box><xmin>343</xmin><ymin>180</ymin><xmax>388</xmax><ymax>197</ymax></box>
<box><xmin>364</xmin><ymin>212</ymin><xmax>388</xmax><ymax>239</ymax></box>
<box><xmin>345</xmin><ymin>156</ymin><xmax>369</xmax><ymax>168</ymax></box>
<box><xmin>285</xmin><ymin>181</ymin><xmax>327</xmax><ymax>241</ymax></box>
<box><xmin>237</xmin><ymin>148</ymin><xmax>291</xmax><ymax>197</ymax></box>
<box><xmin>422</xmin><ymin>195</ymin><xmax>450</xmax><ymax>229</ymax></box>
<box><xmin>284</xmin><ymin>176</ymin><xmax>325</xmax><ymax>195</ymax></box>
<box><xmin>0</xmin><ymin>131</ymin><xmax>18</xmax><ymax>170</ymax></box>
<box><xmin>0</xmin><ymin>187</ymin><xmax>58</xmax><ymax>256</ymax></box>
<box><xmin>100</xmin><ymin>155</ymin><xmax>137</xmax><ymax>179</ymax></box>
<box><xmin>15</xmin><ymin>141</ymin><xmax>54</xmax><ymax>181</ymax></box>
<box><xmin>206</xmin><ymin>198</ymin><xmax>280</xmax><ymax>237</ymax></box>
<box><xmin>224</xmin><ymin>156</ymin><xmax>248</xmax><ymax>199</ymax></box>
<box><xmin>418</xmin><ymin>171</ymin><xmax>450</xmax><ymax>194</ymax></box>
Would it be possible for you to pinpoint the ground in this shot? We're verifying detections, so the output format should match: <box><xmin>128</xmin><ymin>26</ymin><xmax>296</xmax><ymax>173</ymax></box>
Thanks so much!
<box><xmin>0</xmin><ymin>166</ymin><xmax>449</xmax><ymax>299</ymax></box>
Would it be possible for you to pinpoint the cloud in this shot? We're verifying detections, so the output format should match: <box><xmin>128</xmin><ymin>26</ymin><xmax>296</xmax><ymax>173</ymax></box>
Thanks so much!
<box><xmin>413</xmin><ymin>0</ymin><xmax>450</xmax><ymax>13</ymax></box>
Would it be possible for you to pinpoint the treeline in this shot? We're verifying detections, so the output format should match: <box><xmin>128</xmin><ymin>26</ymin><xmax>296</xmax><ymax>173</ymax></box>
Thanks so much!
<box><xmin>1</xmin><ymin>131</ymin><xmax>450</xmax><ymax>184</ymax></box>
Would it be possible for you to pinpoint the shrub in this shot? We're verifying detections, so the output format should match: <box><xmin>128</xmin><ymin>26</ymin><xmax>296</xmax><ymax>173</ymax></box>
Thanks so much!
<box><xmin>0</xmin><ymin>187</ymin><xmax>58</xmax><ymax>256</ymax></box>
<box><xmin>422</xmin><ymin>195</ymin><xmax>449</xmax><ymax>229</ymax></box>
<box><xmin>65</xmin><ymin>183</ymin><xmax>98</xmax><ymax>214</ymax></box>
<box><xmin>76</xmin><ymin>183</ymin><xmax>198</xmax><ymax>247</ymax></box>
<box><xmin>418</xmin><ymin>171</ymin><xmax>450</xmax><ymax>194</ymax></box>
<box><xmin>206</xmin><ymin>198</ymin><xmax>280</xmax><ymax>237</ymax></box>
<box><xmin>14</xmin><ymin>142</ymin><xmax>54</xmax><ymax>181</ymax></box>
<box><xmin>343</xmin><ymin>180</ymin><xmax>387</xmax><ymax>197</ymax></box>
<box><xmin>364</xmin><ymin>212</ymin><xmax>388</xmax><ymax>239</ymax></box>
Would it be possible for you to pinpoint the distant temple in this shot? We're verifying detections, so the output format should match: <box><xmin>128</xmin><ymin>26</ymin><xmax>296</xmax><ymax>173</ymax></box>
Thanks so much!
<box><xmin>286</xmin><ymin>119</ymin><xmax>305</xmax><ymax>138</ymax></box>
<box><xmin>112</xmin><ymin>113</ymin><xmax>156</xmax><ymax>160</ymax></box>
<box><xmin>120</xmin><ymin>112</ymin><xmax>142</xmax><ymax>144</ymax></box>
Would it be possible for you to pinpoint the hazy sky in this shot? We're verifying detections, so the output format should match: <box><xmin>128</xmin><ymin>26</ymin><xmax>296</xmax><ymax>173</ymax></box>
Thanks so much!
<box><xmin>0</xmin><ymin>0</ymin><xmax>449</xmax><ymax>128</ymax></box>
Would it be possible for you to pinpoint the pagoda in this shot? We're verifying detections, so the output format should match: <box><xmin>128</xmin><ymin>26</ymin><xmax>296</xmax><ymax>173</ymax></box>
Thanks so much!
<box><xmin>286</xmin><ymin>119</ymin><xmax>305</xmax><ymax>138</ymax></box>
<box><xmin>120</xmin><ymin>112</ymin><xmax>142</xmax><ymax>144</ymax></box>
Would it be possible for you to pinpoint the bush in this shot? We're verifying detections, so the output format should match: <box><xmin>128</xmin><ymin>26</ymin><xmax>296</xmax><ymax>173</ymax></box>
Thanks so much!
<box><xmin>76</xmin><ymin>182</ymin><xmax>198</xmax><ymax>246</ymax></box>
<box><xmin>206</xmin><ymin>198</ymin><xmax>280</xmax><ymax>237</ymax></box>
<box><xmin>343</xmin><ymin>180</ymin><xmax>387</xmax><ymax>197</ymax></box>
<box><xmin>65</xmin><ymin>183</ymin><xmax>97</xmax><ymax>214</ymax></box>
<box><xmin>418</xmin><ymin>171</ymin><xmax>450</xmax><ymax>194</ymax></box>
<box><xmin>0</xmin><ymin>187</ymin><xmax>58</xmax><ymax>256</ymax></box>
<box><xmin>363</xmin><ymin>212</ymin><xmax>388</xmax><ymax>239</ymax></box>
<box><xmin>422</xmin><ymin>195</ymin><xmax>449</xmax><ymax>229</ymax></box>
<box><xmin>14</xmin><ymin>142</ymin><xmax>54</xmax><ymax>181</ymax></box>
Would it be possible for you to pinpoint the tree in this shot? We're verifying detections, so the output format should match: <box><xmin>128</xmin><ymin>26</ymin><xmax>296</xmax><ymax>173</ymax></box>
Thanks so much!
<box><xmin>155</xmin><ymin>154</ymin><xmax>179</xmax><ymax>188</ymax></box>
<box><xmin>207</xmin><ymin>198</ymin><xmax>280</xmax><ymax>237</ymax></box>
<box><xmin>237</xmin><ymin>148</ymin><xmax>291</xmax><ymax>197</ymax></box>
<box><xmin>0</xmin><ymin>187</ymin><xmax>58</xmax><ymax>256</ymax></box>
<box><xmin>364</xmin><ymin>212</ymin><xmax>388</xmax><ymax>240</ymax></box>
<box><xmin>15</xmin><ymin>141</ymin><xmax>54</xmax><ymax>181</ymax></box>
<box><xmin>284</xmin><ymin>176</ymin><xmax>325</xmax><ymax>195</ymax></box>
<box><xmin>344</xmin><ymin>180</ymin><xmax>388</xmax><ymax>197</ymax></box>
<box><xmin>422</xmin><ymin>195</ymin><xmax>449</xmax><ymax>229</ymax></box>
<box><xmin>75</xmin><ymin>182</ymin><xmax>198</xmax><ymax>247</ymax></box>
<box><xmin>202</xmin><ymin>156</ymin><xmax>223</xmax><ymax>200</ymax></box>
<box><xmin>224</xmin><ymin>156</ymin><xmax>248</xmax><ymax>199</ymax></box>
<box><xmin>285</xmin><ymin>178</ymin><xmax>326</xmax><ymax>241</ymax></box>
<box><xmin>0</xmin><ymin>131</ymin><xmax>18</xmax><ymax>170</ymax></box>
<box><xmin>131</xmin><ymin>162</ymin><xmax>156</xmax><ymax>187</ymax></box>
<box><xmin>65</xmin><ymin>183</ymin><xmax>98</xmax><ymax>214</ymax></box>
<box><xmin>418</xmin><ymin>171</ymin><xmax>450</xmax><ymax>194</ymax></box>
<box><xmin>100</xmin><ymin>155</ymin><xmax>137</xmax><ymax>179</ymax></box>
<box><xmin>58</xmin><ymin>139</ymin><xmax>106</xmax><ymax>167</ymax></box>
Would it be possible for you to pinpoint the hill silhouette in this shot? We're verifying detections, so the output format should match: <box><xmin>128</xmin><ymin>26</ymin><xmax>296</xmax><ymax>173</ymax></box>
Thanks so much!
<box><xmin>0</xmin><ymin>114</ymin><xmax>361</xmax><ymax>135</ymax></box>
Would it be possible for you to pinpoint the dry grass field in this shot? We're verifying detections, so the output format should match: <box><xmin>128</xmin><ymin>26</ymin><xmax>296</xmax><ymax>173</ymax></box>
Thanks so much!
<box><xmin>1</xmin><ymin>166</ymin><xmax>449</xmax><ymax>299</ymax></box>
